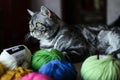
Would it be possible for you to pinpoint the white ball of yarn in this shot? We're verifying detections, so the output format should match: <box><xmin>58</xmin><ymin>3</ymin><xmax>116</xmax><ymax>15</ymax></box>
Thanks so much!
<box><xmin>0</xmin><ymin>45</ymin><xmax>32</xmax><ymax>70</ymax></box>
<box><xmin>0</xmin><ymin>50</ymin><xmax>17</xmax><ymax>70</ymax></box>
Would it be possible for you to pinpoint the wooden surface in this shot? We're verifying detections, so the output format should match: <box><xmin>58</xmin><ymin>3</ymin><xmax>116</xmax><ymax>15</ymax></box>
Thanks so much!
<box><xmin>74</xmin><ymin>62</ymin><xmax>83</xmax><ymax>80</ymax></box>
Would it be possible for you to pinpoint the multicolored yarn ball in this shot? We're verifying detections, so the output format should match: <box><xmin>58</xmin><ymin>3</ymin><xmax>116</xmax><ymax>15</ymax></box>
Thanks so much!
<box><xmin>0</xmin><ymin>45</ymin><xmax>32</xmax><ymax>70</ymax></box>
<box><xmin>32</xmin><ymin>49</ymin><xmax>64</xmax><ymax>70</ymax></box>
<box><xmin>0</xmin><ymin>62</ymin><xmax>6</xmax><ymax>77</ymax></box>
<box><xmin>81</xmin><ymin>55</ymin><xmax>120</xmax><ymax>80</ymax></box>
<box><xmin>20</xmin><ymin>72</ymin><xmax>52</xmax><ymax>80</ymax></box>
<box><xmin>38</xmin><ymin>59</ymin><xmax>77</xmax><ymax>80</ymax></box>
<box><xmin>0</xmin><ymin>67</ymin><xmax>33</xmax><ymax>80</ymax></box>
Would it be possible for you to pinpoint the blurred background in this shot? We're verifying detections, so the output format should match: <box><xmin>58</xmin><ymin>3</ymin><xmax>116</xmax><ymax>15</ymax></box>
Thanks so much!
<box><xmin>0</xmin><ymin>0</ymin><xmax>120</xmax><ymax>52</ymax></box>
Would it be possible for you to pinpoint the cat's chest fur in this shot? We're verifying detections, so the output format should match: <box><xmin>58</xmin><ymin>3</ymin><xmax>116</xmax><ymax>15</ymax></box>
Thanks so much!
<box><xmin>40</xmin><ymin>38</ymin><xmax>54</xmax><ymax>49</ymax></box>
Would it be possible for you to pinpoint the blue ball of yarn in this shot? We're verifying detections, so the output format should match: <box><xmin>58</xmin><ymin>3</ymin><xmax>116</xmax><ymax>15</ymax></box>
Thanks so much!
<box><xmin>38</xmin><ymin>59</ymin><xmax>77</xmax><ymax>80</ymax></box>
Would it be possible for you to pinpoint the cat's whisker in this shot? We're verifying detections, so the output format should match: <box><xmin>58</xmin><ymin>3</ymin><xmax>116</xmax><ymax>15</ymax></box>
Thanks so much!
<box><xmin>24</xmin><ymin>33</ymin><xmax>31</xmax><ymax>41</ymax></box>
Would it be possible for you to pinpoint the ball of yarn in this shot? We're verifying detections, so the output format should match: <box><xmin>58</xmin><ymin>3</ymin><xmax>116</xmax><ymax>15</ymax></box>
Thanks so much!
<box><xmin>0</xmin><ymin>62</ymin><xmax>6</xmax><ymax>77</ymax></box>
<box><xmin>0</xmin><ymin>45</ymin><xmax>32</xmax><ymax>70</ymax></box>
<box><xmin>0</xmin><ymin>67</ymin><xmax>33</xmax><ymax>80</ymax></box>
<box><xmin>32</xmin><ymin>49</ymin><xmax>64</xmax><ymax>70</ymax></box>
<box><xmin>20</xmin><ymin>72</ymin><xmax>52</xmax><ymax>80</ymax></box>
<box><xmin>38</xmin><ymin>59</ymin><xmax>77</xmax><ymax>80</ymax></box>
<box><xmin>81</xmin><ymin>55</ymin><xmax>120</xmax><ymax>80</ymax></box>
<box><xmin>0</xmin><ymin>50</ymin><xmax>17</xmax><ymax>70</ymax></box>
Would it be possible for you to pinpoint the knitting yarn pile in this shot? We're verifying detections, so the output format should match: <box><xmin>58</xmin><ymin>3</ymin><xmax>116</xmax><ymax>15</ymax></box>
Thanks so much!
<box><xmin>0</xmin><ymin>46</ymin><xmax>78</xmax><ymax>80</ymax></box>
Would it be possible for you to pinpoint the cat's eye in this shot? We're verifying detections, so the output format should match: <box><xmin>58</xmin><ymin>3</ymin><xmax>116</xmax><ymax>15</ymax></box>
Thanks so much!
<box><xmin>36</xmin><ymin>22</ymin><xmax>41</xmax><ymax>27</ymax></box>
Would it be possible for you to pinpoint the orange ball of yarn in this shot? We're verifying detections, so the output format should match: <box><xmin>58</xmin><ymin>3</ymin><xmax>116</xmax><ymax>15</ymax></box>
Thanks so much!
<box><xmin>0</xmin><ymin>67</ymin><xmax>32</xmax><ymax>80</ymax></box>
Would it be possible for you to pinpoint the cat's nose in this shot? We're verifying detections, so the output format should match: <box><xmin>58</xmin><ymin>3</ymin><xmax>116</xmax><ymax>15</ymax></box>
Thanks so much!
<box><xmin>40</xmin><ymin>27</ymin><xmax>46</xmax><ymax>31</ymax></box>
<box><xmin>41</xmin><ymin>27</ymin><xmax>45</xmax><ymax>30</ymax></box>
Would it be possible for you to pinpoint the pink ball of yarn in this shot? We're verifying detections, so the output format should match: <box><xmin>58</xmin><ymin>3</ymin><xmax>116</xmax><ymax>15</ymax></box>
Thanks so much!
<box><xmin>20</xmin><ymin>72</ymin><xmax>52</xmax><ymax>80</ymax></box>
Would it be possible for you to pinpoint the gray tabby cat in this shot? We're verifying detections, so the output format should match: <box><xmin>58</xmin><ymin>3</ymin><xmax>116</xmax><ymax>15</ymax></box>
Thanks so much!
<box><xmin>27</xmin><ymin>6</ymin><xmax>113</xmax><ymax>62</ymax></box>
<box><xmin>27</xmin><ymin>6</ymin><xmax>95</xmax><ymax>63</ymax></box>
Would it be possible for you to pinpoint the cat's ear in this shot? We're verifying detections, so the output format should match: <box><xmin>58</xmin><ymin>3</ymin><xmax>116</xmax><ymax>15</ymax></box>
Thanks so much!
<box><xmin>27</xmin><ymin>9</ymin><xmax>35</xmax><ymax>16</ymax></box>
<box><xmin>40</xmin><ymin>6</ymin><xmax>51</xmax><ymax>17</ymax></box>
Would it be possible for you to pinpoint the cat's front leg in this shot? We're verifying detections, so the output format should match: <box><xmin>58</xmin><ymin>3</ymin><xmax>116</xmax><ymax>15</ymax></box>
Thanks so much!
<box><xmin>63</xmin><ymin>47</ymin><xmax>89</xmax><ymax>63</ymax></box>
<box><xmin>53</xmin><ymin>37</ymin><xmax>89</xmax><ymax>63</ymax></box>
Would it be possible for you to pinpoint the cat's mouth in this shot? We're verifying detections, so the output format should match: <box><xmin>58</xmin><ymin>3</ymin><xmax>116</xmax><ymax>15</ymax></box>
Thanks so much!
<box><xmin>40</xmin><ymin>30</ymin><xmax>46</xmax><ymax>34</ymax></box>
<box><xmin>30</xmin><ymin>29</ymin><xmax>48</xmax><ymax>40</ymax></box>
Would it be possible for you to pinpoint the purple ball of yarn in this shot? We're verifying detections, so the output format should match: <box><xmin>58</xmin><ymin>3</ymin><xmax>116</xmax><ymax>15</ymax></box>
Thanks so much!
<box><xmin>20</xmin><ymin>72</ymin><xmax>52</xmax><ymax>80</ymax></box>
<box><xmin>38</xmin><ymin>59</ymin><xmax>77</xmax><ymax>80</ymax></box>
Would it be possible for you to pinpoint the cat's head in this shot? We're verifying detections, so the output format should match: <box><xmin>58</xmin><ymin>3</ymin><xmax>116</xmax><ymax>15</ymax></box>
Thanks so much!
<box><xmin>27</xmin><ymin>6</ymin><xmax>63</xmax><ymax>40</ymax></box>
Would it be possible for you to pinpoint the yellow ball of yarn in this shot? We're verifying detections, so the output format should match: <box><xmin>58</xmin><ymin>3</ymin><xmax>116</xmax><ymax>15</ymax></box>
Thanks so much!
<box><xmin>0</xmin><ymin>67</ymin><xmax>33</xmax><ymax>80</ymax></box>
<box><xmin>0</xmin><ymin>62</ymin><xmax>6</xmax><ymax>77</ymax></box>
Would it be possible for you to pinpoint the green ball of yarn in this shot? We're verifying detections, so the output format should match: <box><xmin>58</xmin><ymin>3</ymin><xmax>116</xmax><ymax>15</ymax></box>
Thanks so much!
<box><xmin>81</xmin><ymin>55</ymin><xmax>120</xmax><ymax>80</ymax></box>
<box><xmin>32</xmin><ymin>49</ymin><xmax>64</xmax><ymax>70</ymax></box>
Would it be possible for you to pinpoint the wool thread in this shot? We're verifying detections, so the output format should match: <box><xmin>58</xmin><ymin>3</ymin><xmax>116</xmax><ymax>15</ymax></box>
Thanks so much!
<box><xmin>81</xmin><ymin>55</ymin><xmax>120</xmax><ymax>80</ymax></box>
<box><xmin>0</xmin><ymin>45</ymin><xmax>32</xmax><ymax>70</ymax></box>
<box><xmin>0</xmin><ymin>67</ymin><xmax>33</xmax><ymax>80</ymax></box>
<box><xmin>38</xmin><ymin>59</ymin><xmax>77</xmax><ymax>80</ymax></box>
<box><xmin>0</xmin><ymin>62</ymin><xmax>6</xmax><ymax>77</ymax></box>
<box><xmin>20</xmin><ymin>72</ymin><xmax>52</xmax><ymax>80</ymax></box>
